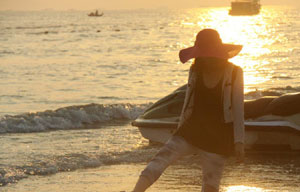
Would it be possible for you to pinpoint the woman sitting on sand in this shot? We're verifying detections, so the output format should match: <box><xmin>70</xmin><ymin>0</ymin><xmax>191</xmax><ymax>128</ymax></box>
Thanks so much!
<box><xmin>133</xmin><ymin>28</ymin><xmax>245</xmax><ymax>192</ymax></box>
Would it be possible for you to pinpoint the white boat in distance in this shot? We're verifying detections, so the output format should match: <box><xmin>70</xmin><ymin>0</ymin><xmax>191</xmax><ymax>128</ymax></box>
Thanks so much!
<box><xmin>229</xmin><ymin>0</ymin><xmax>261</xmax><ymax>16</ymax></box>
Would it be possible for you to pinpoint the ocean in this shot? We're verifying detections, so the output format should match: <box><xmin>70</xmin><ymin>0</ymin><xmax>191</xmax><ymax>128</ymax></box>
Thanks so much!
<box><xmin>0</xmin><ymin>6</ymin><xmax>300</xmax><ymax>192</ymax></box>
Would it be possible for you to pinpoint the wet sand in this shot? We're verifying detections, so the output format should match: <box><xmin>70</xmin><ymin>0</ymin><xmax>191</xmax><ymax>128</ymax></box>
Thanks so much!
<box><xmin>4</xmin><ymin>153</ymin><xmax>300</xmax><ymax>192</ymax></box>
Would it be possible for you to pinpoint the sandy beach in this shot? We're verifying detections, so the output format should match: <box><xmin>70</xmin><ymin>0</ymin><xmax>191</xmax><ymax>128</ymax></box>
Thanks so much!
<box><xmin>3</xmin><ymin>151</ymin><xmax>300</xmax><ymax>192</ymax></box>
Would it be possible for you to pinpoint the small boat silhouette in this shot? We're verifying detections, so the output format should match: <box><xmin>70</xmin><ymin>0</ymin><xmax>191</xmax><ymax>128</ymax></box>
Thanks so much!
<box><xmin>88</xmin><ymin>10</ymin><xmax>104</xmax><ymax>17</ymax></box>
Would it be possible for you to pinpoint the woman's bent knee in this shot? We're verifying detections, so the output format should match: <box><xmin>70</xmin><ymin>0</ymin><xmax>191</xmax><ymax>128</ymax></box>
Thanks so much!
<box><xmin>140</xmin><ymin>145</ymin><xmax>175</xmax><ymax>183</ymax></box>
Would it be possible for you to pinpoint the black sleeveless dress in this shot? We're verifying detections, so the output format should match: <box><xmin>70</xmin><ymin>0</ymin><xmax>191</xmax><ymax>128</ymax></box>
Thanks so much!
<box><xmin>175</xmin><ymin>63</ymin><xmax>234</xmax><ymax>157</ymax></box>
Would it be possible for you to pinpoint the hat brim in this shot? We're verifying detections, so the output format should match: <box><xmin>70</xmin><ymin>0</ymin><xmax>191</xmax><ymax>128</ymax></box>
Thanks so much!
<box><xmin>179</xmin><ymin>44</ymin><xmax>242</xmax><ymax>63</ymax></box>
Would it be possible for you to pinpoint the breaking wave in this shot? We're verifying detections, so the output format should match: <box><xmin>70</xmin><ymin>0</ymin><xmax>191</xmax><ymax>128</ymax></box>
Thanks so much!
<box><xmin>0</xmin><ymin>103</ymin><xmax>151</xmax><ymax>134</ymax></box>
<box><xmin>1</xmin><ymin>85</ymin><xmax>300</xmax><ymax>134</ymax></box>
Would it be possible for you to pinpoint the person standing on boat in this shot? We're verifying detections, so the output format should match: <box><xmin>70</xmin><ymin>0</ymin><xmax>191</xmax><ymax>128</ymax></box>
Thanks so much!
<box><xmin>133</xmin><ymin>29</ymin><xmax>245</xmax><ymax>192</ymax></box>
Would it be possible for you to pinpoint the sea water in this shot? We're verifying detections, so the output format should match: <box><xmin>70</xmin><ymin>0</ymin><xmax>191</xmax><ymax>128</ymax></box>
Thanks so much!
<box><xmin>0</xmin><ymin>6</ymin><xmax>300</xmax><ymax>191</ymax></box>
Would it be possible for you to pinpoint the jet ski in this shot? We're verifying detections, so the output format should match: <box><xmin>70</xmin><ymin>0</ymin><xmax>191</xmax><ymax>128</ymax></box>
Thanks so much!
<box><xmin>132</xmin><ymin>84</ymin><xmax>300</xmax><ymax>151</ymax></box>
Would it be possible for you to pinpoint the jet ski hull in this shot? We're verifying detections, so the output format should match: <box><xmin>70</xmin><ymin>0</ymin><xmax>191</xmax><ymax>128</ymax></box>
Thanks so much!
<box><xmin>133</xmin><ymin>118</ymin><xmax>300</xmax><ymax>151</ymax></box>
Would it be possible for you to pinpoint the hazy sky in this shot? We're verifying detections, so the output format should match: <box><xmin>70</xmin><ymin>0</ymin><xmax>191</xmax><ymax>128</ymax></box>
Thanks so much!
<box><xmin>0</xmin><ymin>0</ymin><xmax>299</xmax><ymax>10</ymax></box>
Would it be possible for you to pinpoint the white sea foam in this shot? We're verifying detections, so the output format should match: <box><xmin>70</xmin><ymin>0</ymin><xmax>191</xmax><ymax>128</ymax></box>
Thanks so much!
<box><xmin>0</xmin><ymin>103</ymin><xmax>151</xmax><ymax>134</ymax></box>
<box><xmin>0</xmin><ymin>147</ymin><xmax>158</xmax><ymax>187</ymax></box>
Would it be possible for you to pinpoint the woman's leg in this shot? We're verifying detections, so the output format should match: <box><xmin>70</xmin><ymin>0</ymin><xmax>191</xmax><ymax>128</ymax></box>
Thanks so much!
<box><xmin>199</xmin><ymin>150</ymin><xmax>226</xmax><ymax>192</ymax></box>
<box><xmin>202</xmin><ymin>185</ymin><xmax>219</xmax><ymax>192</ymax></box>
<box><xmin>133</xmin><ymin>136</ymin><xmax>197</xmax><ymax>192</ymax></box>
<box><xmin>133</xmin><ymin>175</ymin><xmax>151</xmax><ymax>192</ymax></box>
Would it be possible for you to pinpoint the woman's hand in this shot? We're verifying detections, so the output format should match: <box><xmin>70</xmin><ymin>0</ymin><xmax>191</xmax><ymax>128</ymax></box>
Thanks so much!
<box><xmin>235</xmin><ymin>142</ymin><xmax>245</xmax><ymax>163</ymax></box>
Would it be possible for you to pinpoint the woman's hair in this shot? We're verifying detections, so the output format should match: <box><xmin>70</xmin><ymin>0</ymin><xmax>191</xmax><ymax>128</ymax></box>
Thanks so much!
<box><xmin>192</xmin><ymin>57</ymin><xmax>228</xmax><ymax>73</ymax></box>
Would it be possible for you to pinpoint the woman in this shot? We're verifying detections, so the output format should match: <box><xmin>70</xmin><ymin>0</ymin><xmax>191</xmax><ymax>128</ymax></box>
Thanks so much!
<box><xmin>133</xmin><ymin>29</ymin><xmax>245</xmax><ymax>192</ymax></box>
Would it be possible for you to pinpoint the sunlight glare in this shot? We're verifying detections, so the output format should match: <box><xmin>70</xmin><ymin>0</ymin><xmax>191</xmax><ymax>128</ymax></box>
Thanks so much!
<box><xmin>182</xmin><ymin>7</ymin><xmax>285</xmax><ymax>90</ymax></box>
<box><xmin>225</xmin><ymin>185</ymin><xmax>268</xmax><ymax>192</ymax></box>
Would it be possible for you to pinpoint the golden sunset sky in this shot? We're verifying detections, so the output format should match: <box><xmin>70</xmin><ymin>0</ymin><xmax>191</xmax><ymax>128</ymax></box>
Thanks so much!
<box><xmin>0</xmin><ymin>0</ymin><xmax>299</xmax><ymax>10</ymax></box>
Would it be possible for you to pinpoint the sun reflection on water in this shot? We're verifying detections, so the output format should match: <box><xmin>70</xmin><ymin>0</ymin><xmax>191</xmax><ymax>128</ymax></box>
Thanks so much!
<box><xmin>180</xmin><ymin>7</ymin><xmax>288</xmax><ymax>92</ymax></box>
<box><xmin>225</xmin><ymin>185</ymin><xmax>268</xmax><ymax>192</ymax></box>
